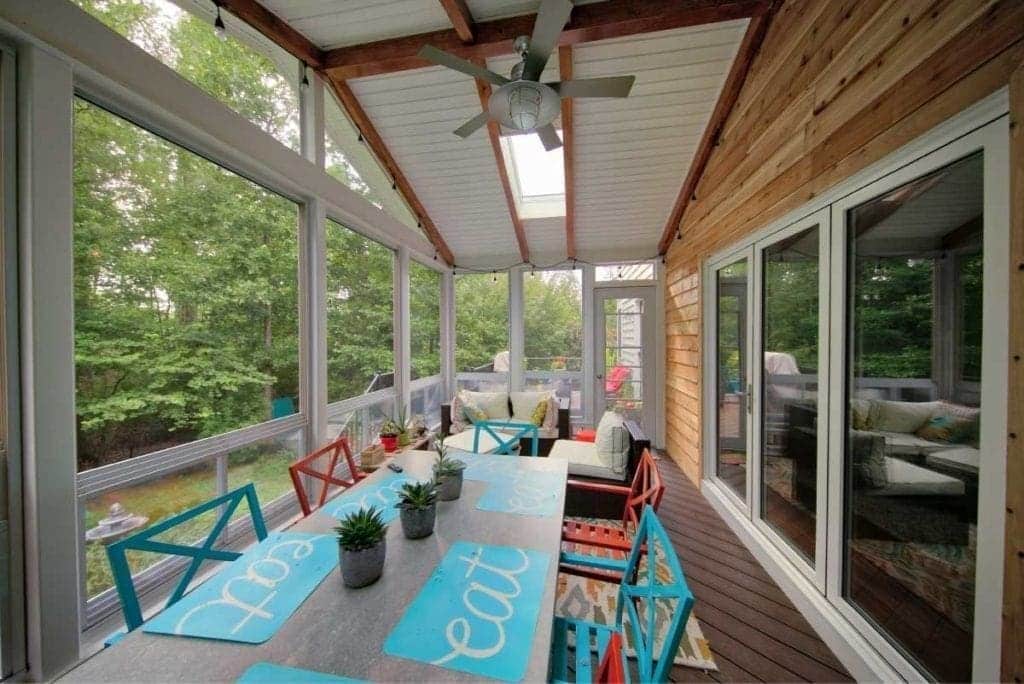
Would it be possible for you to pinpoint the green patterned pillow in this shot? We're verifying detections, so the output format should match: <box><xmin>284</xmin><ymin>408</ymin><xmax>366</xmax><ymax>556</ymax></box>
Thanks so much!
<box><xmin>462</xmin><ymin>400</ymin><xmax>488</xmax><ymax>424</ymax></box>
<box><xmin>530</xmin><ymin>400</ymin><xmax>547</xmax><ymax>427</ymax></box>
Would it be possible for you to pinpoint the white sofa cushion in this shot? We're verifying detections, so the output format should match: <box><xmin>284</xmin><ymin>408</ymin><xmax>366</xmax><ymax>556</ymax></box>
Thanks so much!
<box><xmin>460</xmin><ymin>390</ymin><xmax>510</xmax><ymax>419</ymax></box>
<box><xmin>510</xmin><ymin>390</ymin><xmax>550</xmax><ymax>422</ymax></box>
<box><xmin>865</xmin><ymin>457</ymin><xmax>965</xmax><ymax>497</ymax></box>
<box><xmin>442</xmin><ymin>428</ymin><xmax>505</xmax><ymax>454</ymax></box>
<box><xmin>595</xmin><ymin>411</ymin><xmax>629</xmax><ymax>474</ymax></box>
<box><xmin>550</xmin><ymin>440</ymin><xmax>626</xmax><ymax>481</ymax></box>
<box><xmin>484</xmin><ymin>417</ymin><xmax>560</xmax><ymax>440</ymax></box>
<box><xmin>870</xmin><ymin>400</ymin><xmax>941</xmax><ymax>433</ymax></box>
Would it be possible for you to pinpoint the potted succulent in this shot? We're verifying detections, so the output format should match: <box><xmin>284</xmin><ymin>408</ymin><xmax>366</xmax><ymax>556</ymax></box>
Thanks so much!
<box><xmin>395</xmin><ymin>406</ymin><xmax>411</xmax><ymax>448</ymax></box>
<box><xmin>335</xmin><ymin>506</ymin><xmax>387</xmax><ymax>588</ymax></box>
<box><xmin>432</xmin><ymin>437</ymin><xmax>466</xmax><ymax>501</ymax></box>
<box><xmin>395</xmin><ymin>480</ymin><xmax>438</xmax><ymax>539</ymax></box>
<box><xmin>379</xmin><ymin>419</ymin><xmax>402</xmax><ymax>453</ymax></box>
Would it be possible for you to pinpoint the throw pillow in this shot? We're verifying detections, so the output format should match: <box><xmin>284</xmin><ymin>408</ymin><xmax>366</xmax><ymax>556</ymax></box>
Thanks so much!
<box><xmin>461</xmin><ymin>390</ymin><xmax>510</xmax><ymax>419</ymax></box>
<box><xmin>529</xmin><ymin>399</ymin><xmax>547</xmax><ymax>427</ymax></box>
<box><xmin>510</xmin><ymin>390</ymin><xmax>550</xmax><ymax>421</ymax></box>
<box><xmin>871</xmin><ymin>400</ymin><xmax>940</xmax><ymax>433</ymax></box>
<box><xmin>461</xmin><ymin>399</ymin><xmax>488</xmax><ymax>424</ymax></box>
<box><xmin>595</xmin><ymin>411</ymin><xmax>629</xmax><ymax>474</ymax></box>
<box><xmin>542</xmin><ymin>395</ymin><xmax>559</xmax><ymax>431</ymax></box>
<box><xmin>916</xmin><ymin>416</ymin><xmax>954</xmax><ymax>442</ymax></box>
<box><xmin>916</xmin><ymin>414</ymin><xmax>979</xmax><ymax>445</ymax></box>
<box><xmin>850</xmin><ymin>398</ymin><xmax>872</xmax><ymax>430</ymax></box>
<box><xmin>850</xmin><ymin>431</ymin><xmax>887</xmax><ymax>488</ymax></box>
<box><xmin>449</xmin><ymin>392</ymin><xmax>467</xmax><ymax>434</ymax></box>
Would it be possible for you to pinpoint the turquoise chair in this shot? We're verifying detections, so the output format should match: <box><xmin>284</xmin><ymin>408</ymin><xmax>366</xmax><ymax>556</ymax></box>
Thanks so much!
<box><xmin>106</xmin><ymin>483</ymin><xmax>267</xmax><ymax>632</ymax></box>
<box><xmin>550</xmin><ymin>506</ymin><xmax>694</xmax><ymax>683</ymax></box>
<box><xmin>472</xmin><ymin>419</ymin><xmax>540</xmax><ymax>456</ymax></box>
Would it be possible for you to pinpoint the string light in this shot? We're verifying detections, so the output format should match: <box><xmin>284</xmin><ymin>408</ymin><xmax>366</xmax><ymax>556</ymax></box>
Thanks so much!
<box><xmin>530</xmin><ymin>264</ymin><xmax>536</xmax><ymax>277</ymax></box>
<box><xmin>357</xmin><ymin>132</ymin><xmax>364</xmax><ymax>143</ymax></box>
<box><xmin>433</xmin><ymin>250</ymin><xmax>438</xmax><ymax>261</ymax></box>
<box><xmin>300</xmin><ymin>61</ymin><xmax>310</xmax><ymax>91</ymax></box>
<box><xmin>492</xmin><ymin>270</ymin><xmax>498</xmax><ymax>283</ymax></box>
<box><xmin>392</xmin><ymin>178</ymin><xmax>397</xmax><ymax>190</ymax></box>
<box><xmin>213</xmin><ymin>2</ymin><xmax>227</xmax><ymax>40</ymax></box>
<box><xmin>675</xmin><ymin>229</ymin><xmax>682</xmax><ymax>241</ymax></box>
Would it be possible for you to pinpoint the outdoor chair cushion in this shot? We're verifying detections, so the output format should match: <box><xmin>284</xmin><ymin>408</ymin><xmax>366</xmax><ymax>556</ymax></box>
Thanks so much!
<box><xmin>442</xmin><ymin>427</ymin><xmax>507</xmax><ymax>454</ymax></box>
<box><xmin>550</xmin><ymin>439</ymin><xmax>626</xmax><ymax>481</ymax></box>
<box><xmin>486</xmin><ymin>417</ymin><xmax>560</xmax><ymax>439</ymax></box>
<box><xmin>460</xmin><ymin>390</ymin><xmax>510</xmax><ymax>419</ymax></box>
<box><xmin>594</xmin><ymin>411</ymin><xmax>630</xmax><ymax>475</ymax></box>
<box><xmin>866</xmin><ymin>457</ymin><xmax>966</xmax><ymax>497</ymax></box>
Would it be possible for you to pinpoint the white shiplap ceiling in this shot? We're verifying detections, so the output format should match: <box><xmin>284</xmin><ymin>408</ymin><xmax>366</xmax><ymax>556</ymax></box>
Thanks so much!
<box><xmin>572</xmin><ymin>19</ymin><xmax>748</xmax><ymax>260</ymax></box>
<box><xmin>256</xmin><ymin>2</ymin><xmax>751</xmax><ymax>266</ymax></box>
<box><xmin>349</xmin><ymin>66</ymin><xmax>522</xmax><ymax>263</ymax></box>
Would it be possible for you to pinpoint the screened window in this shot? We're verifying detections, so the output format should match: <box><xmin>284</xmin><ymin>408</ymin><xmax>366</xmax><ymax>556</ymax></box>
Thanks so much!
<box><xmin>325</xmin><ymin>220</ymin><xmax>394</xmax><ymax>403</ymax></box>
<box><xmin>74</xmin><ymin>0</ymin><xmax>301</xmax><ymax>152</ymax></box>
<box><xmin>596</xmin><ymin>262</ymin><xmax>655</xmax><ymax>281</ymax></box>
<box><xmin>410</xmin><ymin>260</ymin><xmax>441</xmax><ymax>381</ymax></box>
<box><xmin>523</xmin><ymin>269</ymin><xmax>582</xmax><ymax>414</ymax></box>
<box><xmin>73</xmin><ymin>98</ymin><xmax>300</xmax><ymax>473</ymax></box>
<box><xmin>455</xmin><ymin>272</ymin><xmax>509</xmax><ymax>393</ymax></box>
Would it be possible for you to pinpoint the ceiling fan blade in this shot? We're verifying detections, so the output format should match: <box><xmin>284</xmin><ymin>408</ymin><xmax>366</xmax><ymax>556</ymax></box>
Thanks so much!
<box><xmin>454</xmin><ymin>110</ymin><xmax>491</xmax><ymax>138</ymax></box>
<box><xmin>418</xmin><ymin>45</ymin><xmax>509</xmax><ymax>86</ymax></box>
<box><xmin>535</xmin><ymin>124</ymin><xmax>562</xmax><ymax>152</ymax></box>
<box><xmin>522</xmin><ymin>0</ymin><xmax>573</xmax><ymax>81</ymax></box>
<box><xmin>550</xmin><ymin>75</ymin><xmax>636</xmax><ymax>99</ymax></box>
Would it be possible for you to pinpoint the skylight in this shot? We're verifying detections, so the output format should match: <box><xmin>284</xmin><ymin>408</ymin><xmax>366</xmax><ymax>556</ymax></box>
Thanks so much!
<box><xmin>502</xmin><ymin>131</ymin><xmax>566</xmax><ymax>219</ymax></box>
<box><xmin>509</xmin><ymin>132</ymin><xmax>565</xmax><ymax>197</ymax></box>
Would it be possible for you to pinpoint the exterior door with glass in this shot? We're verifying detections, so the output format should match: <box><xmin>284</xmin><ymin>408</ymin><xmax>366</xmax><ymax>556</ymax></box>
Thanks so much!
<box><xmin>593</xmin><ymin>288</ymin><xmax>655</xmax><ymax>434</ymax></box>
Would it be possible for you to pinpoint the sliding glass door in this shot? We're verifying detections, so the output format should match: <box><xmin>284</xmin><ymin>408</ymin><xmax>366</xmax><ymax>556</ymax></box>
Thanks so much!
<box><xmin>756</xmin><ymin>210</ymin><xmax>828</xmax><ymax>577</ymax></box>
<box><xmin>712</xmin><ymin>254</ymin><xmax>751</xmax><ymax>505</ymax></box>
<box><xmin>705</xmin><ymin>112</ymin><xmax>1009</xmax><ymax>681</ymax></box>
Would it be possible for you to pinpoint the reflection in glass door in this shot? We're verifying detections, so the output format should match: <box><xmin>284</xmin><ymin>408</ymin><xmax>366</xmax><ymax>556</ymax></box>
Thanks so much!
<box><xmin>715</xmin><ymin>259</ymin><xmax>749</xmax><ymax>502</ymax></box>
<box><xmin>842</xmin><ymin>152</ymin><xmax>983</xmax><ymax>681</ymax></box>
<box><xmin>594</xmin><ymin>289</ymin><xmax>654</xmax><ymax>433</ymax></box>
<box><xmin>761</xmin><ymin>225</ymin><xmax>821</xmax><ymax>563</ymax></box>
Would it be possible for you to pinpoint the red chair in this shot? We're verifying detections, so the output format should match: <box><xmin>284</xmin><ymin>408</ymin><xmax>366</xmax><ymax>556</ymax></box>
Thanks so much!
<box><xmin>560</xmin><ymin>449</ymin><xmax>665</xmax><ymax>579</ymax></box>
<box><xmin>596</xmin><ymin>632</ymin><xmax>625</xmax><ymax>683</ymax></box>
<box><xmin>289</xmin><ymin>436</ymin><xmax>366</xmax><ymax>516</ymax></box>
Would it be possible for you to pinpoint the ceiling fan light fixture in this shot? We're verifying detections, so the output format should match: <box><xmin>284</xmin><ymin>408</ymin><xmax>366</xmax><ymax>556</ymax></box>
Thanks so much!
<box><xmin>490</xmin><ymin>81</ymin><xmax>560</xmax><ymax>132</ymax></box>
<box><xmin>508</xmin><ymin>83</ymin><xmax>542</xmax><ymax>130</ymax></box>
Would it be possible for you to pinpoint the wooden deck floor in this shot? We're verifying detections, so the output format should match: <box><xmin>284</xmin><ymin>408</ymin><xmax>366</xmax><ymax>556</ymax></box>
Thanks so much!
<box><xmin>654</xmin><ymin>456</ymin><xmax>852</xmax><ymax>683</ymax></box>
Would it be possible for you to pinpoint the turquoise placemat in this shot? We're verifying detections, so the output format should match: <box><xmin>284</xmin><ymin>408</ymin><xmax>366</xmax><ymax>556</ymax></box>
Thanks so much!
<box><xmin>238</xmin><ymin>662</ymin><xmax>362</xmax><ymax>683</ymax></box>
<box><xmin>457</xmin><ymin>451</ymin><xmax>521</xmax><ymax>483</ymax></box>
<box><xmin>383</xmin><ymin>541</ymin><xmax>551</xmax><ymax>682</ymax></box>
<box><xmin>324</xmin><ymin>470</ymin><xmax>412</xmax><ymax>524</ymax></box>
<box><xmin>476</xmin><ymin>470</ymin><xmax>564</xmax><ymax>517</ymax></box>
<box><xmin>144</xmin><ymin>532</ymin><xmax>336</xmax><ymax>643</ymax></box>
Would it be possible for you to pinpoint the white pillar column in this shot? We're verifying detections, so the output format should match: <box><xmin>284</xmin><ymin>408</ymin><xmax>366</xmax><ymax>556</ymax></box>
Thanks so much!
<box><xmin>18</xmin><ymin>45</ymin><xmax>81</xmax><ymax>679</ymax></box>
<box><xmin>441</xmin><ymin>269</ymin><xmax>455</xmax><ymax>401</ymax></box>
<box><xmin>509</xmin><ymin>267</ymin><xmax>524</xmax><ymax>393</ymax></box>
<box><xmin>303</xmin><ymin>199</ymin><xmax>327</xmax><ymax>449</ymax></box>
<box><xmin>395</xmin><ymin>246</ymin><xmax>411</xmax><ymax>419</ymax></box>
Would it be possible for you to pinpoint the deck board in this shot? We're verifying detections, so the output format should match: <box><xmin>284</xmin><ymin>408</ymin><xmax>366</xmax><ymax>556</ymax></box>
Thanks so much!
<box><xmin>653</xmin><ymin>456</ymin><xmax>853</xmax><ymax>683</ymax></box>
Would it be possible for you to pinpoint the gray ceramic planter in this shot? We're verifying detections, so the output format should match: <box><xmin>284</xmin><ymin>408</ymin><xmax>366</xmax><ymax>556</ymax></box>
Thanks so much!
<box><xmin>339</xmin><ymin>539</ymin><xmax>386</xmax><ymax>588</ymax></box>
<box><xmin>436</xmin><ymin>471</ymin><xmax>464</xmax><ymax>501</ymax></box>
<box><xmin>399</xmin><ymin>504</ymin><xmax>436</xmax><ymax>539</ymax></box>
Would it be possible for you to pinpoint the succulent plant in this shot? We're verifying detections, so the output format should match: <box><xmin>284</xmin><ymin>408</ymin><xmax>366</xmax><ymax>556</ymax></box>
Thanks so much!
<box><xmin>395</xmin><ymin>480</ymin><xmax>438</xmax><ymax>510</ymax></box>
<box><xmin>334</xmin><ymin>506</ymin><xmax>387</xmax><ymax>551</ymax></box>
<box><xmin>379</xmin><ymin>419</ymin><xmax>402</xmax><ymax>438</ymax></box>
<box><xmin>433</xmin><ymin>440</ymin><xmax>465</xmax><ymax>478</ymax></box>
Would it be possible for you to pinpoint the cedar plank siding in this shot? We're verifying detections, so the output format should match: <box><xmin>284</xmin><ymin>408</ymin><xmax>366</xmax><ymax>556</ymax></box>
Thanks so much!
<box><xmin>661</xmin><ymin>0</ymin><xmax>1024</xmax><ymax>679</ymax></box>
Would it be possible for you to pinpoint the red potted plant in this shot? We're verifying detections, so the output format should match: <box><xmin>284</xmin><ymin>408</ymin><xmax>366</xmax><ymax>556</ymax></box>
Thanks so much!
<box><xmin>379</xmin><ymin>420</ymin><xmax>401</xmax><ymax>453</ymax></box>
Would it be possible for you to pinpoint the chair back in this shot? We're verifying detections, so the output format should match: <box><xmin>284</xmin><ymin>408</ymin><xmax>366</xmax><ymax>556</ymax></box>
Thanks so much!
<box><xmin>615</xmin><ymin>505</ymin><xmax>694</xmax><ymax>683</ymax></box>
<box><xmin>289</xmin><ymin>435</ymin><xmax>365</xmax><ymax>516</ymax></box>
<box><xmin>622</xmin><ymin>449</ymin><xmax>665</xmax><ymax>531</ymax></box>
<box><xmin>595</xmin><ymin>632</ymin><xmax>625</xmax><ymax>683</ymax></box>
<box><xmin>106</xmin><ymin>483</ymin><xmax>267</xmax><ymax>632</ymax></box>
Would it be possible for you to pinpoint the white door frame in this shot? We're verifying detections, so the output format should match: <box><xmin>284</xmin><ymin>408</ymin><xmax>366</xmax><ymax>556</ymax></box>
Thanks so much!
<box><xmin>703</xmin><ymin>245</ymin><xmax>755</xmax><ymax>512</ymax></box>
<box><xmin>592</xmin><ymin>286</ymin><xmax>656</xmax><ymax>435</ymax></box>
<box><xmin>825</xmin><ymin>115</ymin><xmax>1009</xmax><ymax>683</ymax></box>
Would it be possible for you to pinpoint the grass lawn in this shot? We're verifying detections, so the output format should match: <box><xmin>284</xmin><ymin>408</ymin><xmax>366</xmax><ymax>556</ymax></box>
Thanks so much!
<box><xmin>84</xmin><ymin>447</ymin><xmax>296</xmax><ymax>599</ymax></box>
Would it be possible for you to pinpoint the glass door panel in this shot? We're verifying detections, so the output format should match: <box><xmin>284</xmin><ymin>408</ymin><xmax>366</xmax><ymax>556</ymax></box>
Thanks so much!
<box><xmin>843</xmin><ymin>152</ymin><xmax>983</xmax><ymax>681</ymax></box>
<box><xmin>761</xmin><ymin>225</ymin><xmax>820</xmax><ymax>563</ymax></box>
<box><xmin>595</xmin><ymin>291</ymin><xmax>653</xmax><ymax>432</ymax></box>
<box><xmin>715</xmin><ymin>259</ymin><xmax>749</xmax><ymax>501</ymax></box>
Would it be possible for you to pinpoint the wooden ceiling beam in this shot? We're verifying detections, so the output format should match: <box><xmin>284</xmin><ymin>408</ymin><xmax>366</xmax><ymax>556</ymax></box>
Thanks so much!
<box><xmin>657</xmin><ymin>5</ymin><xmax>776</xmax><ymax>254</ymax></box>
<box><xmin>323</xmin><ymin>0</ymin><xmax>770</xmax><ymax>79</ymax></box>
<box><xmin>325</xmin><ymin>78</ymin><xmax>455</xmax><ymax>265</ymax></box>
<box><xmin>472</xmin><ymin>61</ymin><xmax>530</xmax><ymax>263</ymax></box>
<box><xmin>559</xmin><ymin>45</ymin><xmax>576</xmax><ymax>260</ymax></box>
<box><xmin>438</xmin><ymin>0</ymin><xmax>475</xmax><ymax>43</ymax></box>
<box><xmin>219</xmin><ymin>0</ymin><xmax>324</xmax><ymax>68</ymax></box>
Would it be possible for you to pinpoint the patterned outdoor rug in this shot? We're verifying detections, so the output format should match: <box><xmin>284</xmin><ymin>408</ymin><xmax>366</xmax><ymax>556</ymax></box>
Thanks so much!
<box><xmin>556</xmin><ymin>519</ymin><xmax>717</xmax><ymax>672</ymax></box>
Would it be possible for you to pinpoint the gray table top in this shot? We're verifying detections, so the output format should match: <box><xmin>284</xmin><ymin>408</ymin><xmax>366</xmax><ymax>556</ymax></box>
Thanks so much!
<box><xmin>64</xmin><ymin>450</ymin><xmax>568</xmax><ymax>683</ymax></box>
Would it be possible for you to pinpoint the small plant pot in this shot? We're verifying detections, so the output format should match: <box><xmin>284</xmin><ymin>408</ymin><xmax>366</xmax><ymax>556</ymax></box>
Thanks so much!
<box><xmin>339</xmin><ymin>540</ymin><xmax>386</xmax><ymax>588</ymax></box>
<box><xmin>380</xmin><ymin>435</ymin><xmax>398</xmax><ymax>452</ymax></box>
<box><xmin>397</xmin><ymin>431</ymin><xmax>411</xmax><ymax>447</ymax></box>
<box><xmin>399</xmin><ymin>504</ymin><xmax>436</xmax><ymax>539</ymax></box>
<box><xmin>436</xmin><ymin>471</ymin><xmax>464</xmax><ymax>501</ymax></box>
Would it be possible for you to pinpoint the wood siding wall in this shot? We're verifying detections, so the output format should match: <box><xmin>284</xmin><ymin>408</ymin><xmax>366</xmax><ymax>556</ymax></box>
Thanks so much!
<box><xmin>661</xmin><ymin>1</ymin><xmax>1024</xmax><ymax>678</ymax></box>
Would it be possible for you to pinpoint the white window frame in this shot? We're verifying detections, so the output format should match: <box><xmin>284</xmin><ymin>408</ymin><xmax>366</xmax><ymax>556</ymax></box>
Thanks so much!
<box><xmin>700</xmin><ymin>90</ymin><xmax>1010</xmax><ymax>681</ymax></box>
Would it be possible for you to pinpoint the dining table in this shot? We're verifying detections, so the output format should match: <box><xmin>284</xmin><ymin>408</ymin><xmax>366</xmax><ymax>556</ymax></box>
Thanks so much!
<box><xmin>62</xmin><ymin>449</ymin><xmax>568</xmax><ymax>683</ymax></box>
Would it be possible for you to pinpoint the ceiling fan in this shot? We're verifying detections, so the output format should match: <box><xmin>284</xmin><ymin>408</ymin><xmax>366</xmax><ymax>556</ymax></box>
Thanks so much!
<box><xmin>417</xmin><ymin>0</ymin><xmax>636</xmax><ymax>151</ymax></box>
